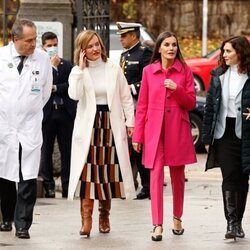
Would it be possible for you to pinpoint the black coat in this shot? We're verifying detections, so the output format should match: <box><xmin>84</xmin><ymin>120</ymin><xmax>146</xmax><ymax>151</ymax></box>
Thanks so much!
<box><xmin>43</xmin><ymin>58</ymin><xmax>77</xmax><ymax>123</ymax></box>
<box><xmin>202</xmin><ymin>67</ymin><xmax>250</xmax><ymax>173</ymax></box>
<box><xmin>241</xmin><ymin>72</ymin><xmax>250</xmax><ymax>173</ymax></box>
<box><xmin>120</xmin><ymin>42</ymin><xmax>152</xmax><ymax>100</ymax></box>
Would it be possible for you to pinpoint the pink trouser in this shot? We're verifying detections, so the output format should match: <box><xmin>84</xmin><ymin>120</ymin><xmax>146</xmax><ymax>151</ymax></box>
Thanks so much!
<box><xmin>150</xmin><ymin>136</ymin><xmax>185</xmax><ymax>225</ymax></box>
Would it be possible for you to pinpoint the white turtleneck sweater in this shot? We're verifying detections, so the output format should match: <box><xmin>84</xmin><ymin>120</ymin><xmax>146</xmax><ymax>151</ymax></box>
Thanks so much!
<box><xmin>227</xmin><ymin>64</ymin><xmax>247</xmax><ymax>117</ymax></box>
<box><xmin>88</xmin><ymin>57</ymin><xmax>108</xmax><ymax>104</ymax></box>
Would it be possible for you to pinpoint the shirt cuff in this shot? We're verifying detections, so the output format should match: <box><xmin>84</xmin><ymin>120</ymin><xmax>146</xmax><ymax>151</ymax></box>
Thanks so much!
<box><xmin>52</xmin><ymin>85</ymin><xmax>57</xmax><ymax>92</ymax></box>
<box><xmin>130</xmin><ymin>84</ymin><xmax>137</xmax><ymax>95</ymax></box>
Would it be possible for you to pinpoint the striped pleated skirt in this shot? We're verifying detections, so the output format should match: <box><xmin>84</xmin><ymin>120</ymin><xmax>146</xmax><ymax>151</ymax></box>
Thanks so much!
<box><xmin>80</xmin><ymin>105</ymin><xmax>125</xmax><ymax>200</ymax></box>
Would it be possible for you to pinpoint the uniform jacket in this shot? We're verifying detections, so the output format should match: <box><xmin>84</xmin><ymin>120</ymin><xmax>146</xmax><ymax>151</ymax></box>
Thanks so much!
<box><xmin>67</xmin><ymin>59</ymin><xmax>136</xmax><ymax>200</ymax></box>
<box><xmin>132</xmin><ymin>59</ymin><xmax>197</xmax><ymax>168</ymax></box>
<box><xmin>43</xmin><ymin>58</ymin><xmax>77</xmax><ymax>123</ymax></box>
<box><xmin>0</xmin><ymin>43</ymin><xmax>52</xmax><ymax>181</ymax></box>
<box><xmin>120</xmin><ymin>42</ymin><xmax>152</xmax><ymax>100</ymax></box>
<box><xmin>202</xmin><ymin>67</ymin><xmax>250</xmax><ymax>173</ymax></box>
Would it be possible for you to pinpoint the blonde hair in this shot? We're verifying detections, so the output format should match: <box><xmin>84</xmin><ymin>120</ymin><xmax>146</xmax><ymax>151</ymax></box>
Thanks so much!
<box><xmin>73</xmin><ymin>30</ymin><xmax>107</xmax><ymax>66</ymax></box>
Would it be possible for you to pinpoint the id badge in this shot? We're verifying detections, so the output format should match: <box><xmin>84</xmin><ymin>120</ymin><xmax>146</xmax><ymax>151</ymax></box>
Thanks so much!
<box><xmin>31</xmin><ymin>70</ymin><xmax>41</xmax><ymax>93</ymax></box>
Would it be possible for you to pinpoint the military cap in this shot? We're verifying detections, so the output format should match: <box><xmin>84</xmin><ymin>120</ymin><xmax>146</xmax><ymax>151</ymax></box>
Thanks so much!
<box><xmin>116</xmin><ymin>22</ymin><xmax>142</xmax><ymax>35</ymax></box>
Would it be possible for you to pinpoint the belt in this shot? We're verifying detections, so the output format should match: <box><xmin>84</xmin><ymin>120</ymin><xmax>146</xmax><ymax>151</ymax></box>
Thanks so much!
<box><xmin>96</xmin><ymin>105</ymin><xmax>109</xmax><ymax>111</ymax></box>
<box><xmin>53</xmin><ymin>104</ymin><xmax>64</xmax><ymax>110</ymax></box>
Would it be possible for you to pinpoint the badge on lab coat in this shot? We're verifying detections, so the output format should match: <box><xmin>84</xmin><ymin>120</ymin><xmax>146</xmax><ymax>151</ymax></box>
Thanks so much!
<box><xmin>31</xmin><ymin>70</ymin><xmax>41</xmax><ymax>93</ymax></box>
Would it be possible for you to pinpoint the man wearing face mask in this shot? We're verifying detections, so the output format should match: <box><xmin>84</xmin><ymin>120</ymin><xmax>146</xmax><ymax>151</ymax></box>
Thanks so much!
<box><xmin>40</xmin><ymin>32</ymin><xmax>76</xmax><ymax>198</ymax></box>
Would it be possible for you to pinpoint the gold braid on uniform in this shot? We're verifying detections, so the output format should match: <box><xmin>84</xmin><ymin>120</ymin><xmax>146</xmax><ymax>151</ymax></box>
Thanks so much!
<box><xmin>121</xmin><ymin>56</ymin><xmax>125</xmax><ymax>73</ymax></box>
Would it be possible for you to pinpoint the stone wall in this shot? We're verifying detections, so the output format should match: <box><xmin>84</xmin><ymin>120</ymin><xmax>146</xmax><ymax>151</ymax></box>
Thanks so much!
<box><xmin>18</xmin><ymin>0</ymin><xmax>74</xmax><ymax>61</ymax></box>
<box><xmin>112</xmin><ymin>0</ymin><xmax>250</xmax><ymax>39</ymax></box>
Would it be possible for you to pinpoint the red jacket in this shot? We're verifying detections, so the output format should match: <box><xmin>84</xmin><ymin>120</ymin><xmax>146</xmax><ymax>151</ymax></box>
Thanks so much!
<box><xmin>133</xmin><ymin>59</ymin><xmax>197</xmax><ymax>168</ymax></box>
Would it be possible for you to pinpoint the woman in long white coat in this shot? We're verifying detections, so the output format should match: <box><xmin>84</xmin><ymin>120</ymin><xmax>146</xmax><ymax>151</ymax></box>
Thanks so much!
<box><xmin>68</xmin><ymin>30</ymin><xmax>136</xmax><ymax>237</ymax></box>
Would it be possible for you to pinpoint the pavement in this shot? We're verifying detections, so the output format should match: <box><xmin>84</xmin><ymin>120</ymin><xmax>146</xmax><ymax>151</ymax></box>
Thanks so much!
<box><xmin>1</xmin><ymin>153</ymin><xmax>250</xmax><ymax>250</ymax></box>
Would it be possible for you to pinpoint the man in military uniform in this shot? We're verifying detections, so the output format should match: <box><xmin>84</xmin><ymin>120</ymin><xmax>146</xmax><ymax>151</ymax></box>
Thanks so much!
<box><xmin>117</xmin><ymin>22</ymin><xmax>152</xmax><ymax>199</ymax></box>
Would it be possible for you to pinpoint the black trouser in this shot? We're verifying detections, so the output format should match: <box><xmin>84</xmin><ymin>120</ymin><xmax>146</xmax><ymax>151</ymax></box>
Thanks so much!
<box><xmin>130</xmin><ymin>149</ymin><xmax>150</xmax><ymax>193</ymax></box>
<box><xmin>0</xmin><ymin>178</ymin><xmax>17</xmax><ymax>222</ymax></box>
<box><xmin>14</xmin><ymin>144</ymin><xmax>37</xmax><ymax>230</ymax></box>
<box><xmin>40</xmin><ymin>108</ymin><xmax>74</xmax><ymax>192</ymax></box>
<box><xmin>215</xmin><ymin>117</ymin><xmax>249</xmax><ymax>192</ymax></box>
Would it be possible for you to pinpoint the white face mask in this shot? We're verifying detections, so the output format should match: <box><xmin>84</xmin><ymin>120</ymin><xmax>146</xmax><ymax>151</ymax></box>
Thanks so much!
<box><xmin>46</xmin><ymin>46</ymin><xmax>58</xmax><ymax>57</ymax></box>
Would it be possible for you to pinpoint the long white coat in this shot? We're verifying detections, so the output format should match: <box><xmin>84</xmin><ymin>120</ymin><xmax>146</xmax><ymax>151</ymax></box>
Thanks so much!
<box><xmin>0</xmin><ymin>43</ymin><xmax>52</xmax><ymax>181</ymax></box>
<box><xmin>68</xmin><ymin>59</ymin><xmax>136</xmax><ymax>200</ymax></box>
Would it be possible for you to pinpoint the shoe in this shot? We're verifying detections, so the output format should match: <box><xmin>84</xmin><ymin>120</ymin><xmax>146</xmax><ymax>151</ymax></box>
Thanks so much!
<box><xmin>223</xmin><ymin>191</ymin><xmax>237</xmax><ymax>240</ymax></box>
<box><xmin>151</xmin><ymin>225</ymin><xmax>163</xmax><ymax>241</ymax></box>
<box><xmin>45</xmin><ymin>189</ymin><xmax>55</xmax><ymax>198</ymax></box>
<box><xmin>15</xmin><ymin>228</ymin><xmax>30</xmax><ymax>239</ymax></box>
<box><xmin>236</xmin><ymin>191</ymin><xmax>247</xmax><ymax>238</ymax></box>
<box><xmin>225</xmin><ymin>223</ymin><xmax>237</xmax><ymax>240</ymax></box>
<box><xmin>134</xmin><ymin>180</ymin><xmax>139</xmax><ymax>190</ymax></box>
<box><xmin>236</xmin><ymin>222</ymin><xmax>245</xmax><ymax>238</ymax></box>
<box><xmin>0</xmin><ymin>221</ymin><xmax>12</xmax><ymax>231</ymax></box>
<box><xmin>172</xmin><ymin>216</ymin><xmax>184</xmax><ymax>235</ymax></box>
<box><xmin>99</xmin><ymin>200</ymin><xmax>111</xmax><ymax>233</ymax></box>
<box><xmin>79</xmin><ymin>199</ymin><xmax>94</xmax><ymax>237</ymax></box>
<box><xmin>136</xmin><ymin>190</ymin><xmax>150</xmax><ymax>200</ymax></box>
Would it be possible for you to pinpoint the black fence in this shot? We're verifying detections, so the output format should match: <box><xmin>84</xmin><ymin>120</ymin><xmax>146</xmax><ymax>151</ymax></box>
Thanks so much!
<box><xmin>75</xmin><ymin>0</ymin><xmax>110</xmax><ymax>56</ymax></box>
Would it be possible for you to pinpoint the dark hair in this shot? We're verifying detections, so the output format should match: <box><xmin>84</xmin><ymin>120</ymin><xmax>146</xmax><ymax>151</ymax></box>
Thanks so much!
<box><xmin>11</xmin><ymin>19</ymin><xmax>36</xmax><ymax>41</ymax></box>
<box><xmin>123</xmin><ymin>30</ymin><xmax>140</xmax><ymax>39</ymax></box>
<box><xmin>150</xmin><ymin>31</ymin><xmax>185</xmax><ymax>64</ymax></box>
<box><xmin>41</xmin><ymin>32</ymin><xmax>58</xmax><ymax>45</ymax></box>
<box><xmin>218</xmin><ymin>36</ymin><xmax>250</xmax><ymax>74</ymax></box>
<box><xmin>134</xmin><ymin>29</ymin><xmax>140</xmax><ymax>39</ymax></box>
<box><xmin>142</xmin><ymin>40</ymin><xmax>155</xmax><ymax>52</ymax></box>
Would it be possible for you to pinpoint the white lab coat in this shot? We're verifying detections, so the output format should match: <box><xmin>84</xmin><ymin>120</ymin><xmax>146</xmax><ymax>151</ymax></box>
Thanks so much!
<box><xmin>0</xmin><ymin>42</ymin><xmax>52</xmax><ymax>182</ymax></box>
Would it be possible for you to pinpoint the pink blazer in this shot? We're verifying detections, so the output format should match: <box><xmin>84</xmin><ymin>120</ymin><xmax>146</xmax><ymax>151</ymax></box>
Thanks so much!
<box><xmin>133</xmin><ymin>59</ymin><xmax>197</xmax><ymax>168</ymax></box>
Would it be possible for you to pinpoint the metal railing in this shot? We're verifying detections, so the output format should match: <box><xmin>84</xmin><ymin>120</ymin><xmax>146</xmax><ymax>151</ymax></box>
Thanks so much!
<box><xmin>75</xmin><ymin>0</ymin><xmax>110</xmax><ymax>56</ymax></box>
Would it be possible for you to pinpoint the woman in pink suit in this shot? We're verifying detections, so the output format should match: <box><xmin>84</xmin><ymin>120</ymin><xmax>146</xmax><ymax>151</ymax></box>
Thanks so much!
<box><xmin>132</xmin><ymin>31</ymin><xmax>197</xmax><ymax>241</ymax></box>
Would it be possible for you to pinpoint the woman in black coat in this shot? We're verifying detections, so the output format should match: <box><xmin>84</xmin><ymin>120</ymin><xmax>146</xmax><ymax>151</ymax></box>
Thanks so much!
<box><xmin>202</xmin><ymin>36</ymin><xmax>250</xmax><ymax>240</ymax></box>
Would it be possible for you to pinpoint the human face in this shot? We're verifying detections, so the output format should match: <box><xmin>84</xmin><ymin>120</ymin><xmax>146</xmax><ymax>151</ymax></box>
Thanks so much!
<box><xmin>85</xmin><ymin>35</ymin><xmax>102</xmax><ymax>61</ymax></box>
<box><xmin>42</xmin><ymin>38</ymin><xmax>58</xmax><ymax>49</ymax></box>
<box><xmin>14</xmin><ymin>26</ymin><xmax>37</xmax><ymax>56</ymax></box>
<box><xmin>223</xmin><ymin>42</ymin><xmax>239</xmax><ymax>66</ymax></box>
<box><xmin>159</xmin><ymin>36</ymin><xmax>177</xmax><ymax>64</ymax></box>
<box><xmin>119</xmin><ymin>32</ymin><xmax>136</xmax><ymax>49</ymax></box>
<box><xmin>42</xmin><ymin>38</ymin><xmax>58</xmax><ymax>57</ymax></box>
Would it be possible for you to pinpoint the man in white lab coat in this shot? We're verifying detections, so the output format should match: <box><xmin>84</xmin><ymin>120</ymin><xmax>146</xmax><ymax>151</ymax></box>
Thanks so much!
<box><xmin>0</xmin><ymin>19</ymin><xmax>52</xmax><ymax>239</ymax></box>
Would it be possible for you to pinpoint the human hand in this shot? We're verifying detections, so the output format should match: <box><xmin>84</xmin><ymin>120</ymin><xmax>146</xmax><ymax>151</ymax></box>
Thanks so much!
<box><xmin>243</xmin><ymin>107</ymin><xmax>250</xmax><ymax>120</ymax></box>
<box><xmin>50</xmin><ymin>55</ymin><xmax>61</xmax><ymax>67</ymax></box>
<box><xmin>52</xmin><ymin>85</ymin><xmax>57</xmax><ymax>92</ymax></box>
<box><xmin>79</xmin><ymin>50</ymin><xmax>87</xmax><ymax>70</ymax></box>
<box><xmin>132</xmin><ymin>142</ymin><xmax>142</xmax><ymax>153</ymax></box>
<box><xmin>164</xmin><ymin>79</ymin><xmax>177</xmax><ymax>90</ymax></box>
<box><xmin>127</xmin><ymin>127</ymin><xmax>134</xmax><ymax>137</ymax></box>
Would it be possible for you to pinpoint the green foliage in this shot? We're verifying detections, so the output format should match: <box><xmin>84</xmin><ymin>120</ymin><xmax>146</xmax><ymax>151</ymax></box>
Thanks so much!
<box><xmin>122</xmin><ymin>0</ymin><xmax>137</xmax><ymax>20</ymax></box>
<box><xmin>179</xmin><ymin>37</ymin><xmax>222</xmax><ymax>58</ymax></box>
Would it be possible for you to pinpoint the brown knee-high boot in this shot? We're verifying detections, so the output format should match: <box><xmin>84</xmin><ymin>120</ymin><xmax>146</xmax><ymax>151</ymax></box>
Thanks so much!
<box><xmin>80</xmin><ymin>199</ymin><xmax>94</xmax><ymax>237</ymax></box>
<box><xmin>99</xmin><ymin>199</ymin><xmax>111</xmax><ymax>233</ymax></box>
